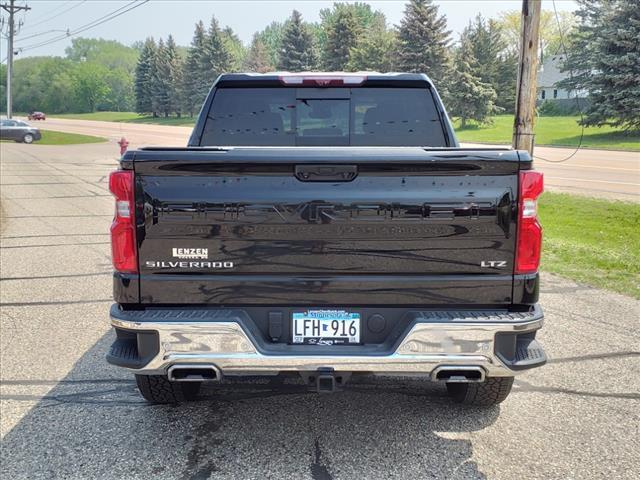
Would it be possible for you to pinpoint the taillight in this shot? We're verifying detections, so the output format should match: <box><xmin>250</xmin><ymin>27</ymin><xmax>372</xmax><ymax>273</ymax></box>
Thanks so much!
<box><xmin>515</xmin><ymin>170</ymin><xmax>544</xmax><ymax>274</ymax></box>
<box><xmin>109</xmin><ymin>170</ymin><xmax>137</xmax><ymax>273</ymax></box>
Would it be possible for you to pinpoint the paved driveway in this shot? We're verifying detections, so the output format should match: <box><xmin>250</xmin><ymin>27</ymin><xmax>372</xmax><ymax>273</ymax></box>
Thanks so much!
<box><xmin>1</xmin><ymin>141</ymin><xmax>639</xmax><ymax>479</ymax></box>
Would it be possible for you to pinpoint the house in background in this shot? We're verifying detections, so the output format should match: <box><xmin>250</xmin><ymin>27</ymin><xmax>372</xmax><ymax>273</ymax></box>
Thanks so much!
<box><xmin>537</xmin><ymin>54</ymin><xmax>586</xmax><ymax>101</ymax></box>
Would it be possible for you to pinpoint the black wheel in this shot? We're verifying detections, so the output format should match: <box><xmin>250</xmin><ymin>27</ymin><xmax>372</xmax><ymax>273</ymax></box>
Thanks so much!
<box><xmin>446</xmin><ymin>377</ymin><xmax>514</xmax><ymax>406</ymax></box>
<box><xmin>135</xmin><ymin>374</ymin><xmax>201</xmax><ymax>404</ymax></box>
<box><xmin>22</xmin><ymin>133</ymin><xmax>34</xmax><ymax>144</ymax></box>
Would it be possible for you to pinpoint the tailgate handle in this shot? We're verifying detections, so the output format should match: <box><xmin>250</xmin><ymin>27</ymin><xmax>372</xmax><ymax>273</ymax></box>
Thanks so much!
<box><xmin>295</xmin><ymin>165</ymin><xmax>357</xmax><ymax>182</ymax></box>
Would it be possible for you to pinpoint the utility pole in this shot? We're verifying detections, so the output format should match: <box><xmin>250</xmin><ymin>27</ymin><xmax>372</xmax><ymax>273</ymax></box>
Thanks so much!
<box><xmin>512</xmin><ymin>0</ymin><xmax>541</xmax><ymax>155</ymax></box>
<box><xmin>1</xmin><ymin>0</ymin><xmax>30</xmax><ymax>118</ymax></box>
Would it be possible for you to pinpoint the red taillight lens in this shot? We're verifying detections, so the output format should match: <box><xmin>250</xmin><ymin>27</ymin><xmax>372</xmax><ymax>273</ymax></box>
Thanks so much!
<box><xmin>515</xmin><ymin>171</ymin><xmax>544</xmax><ymax>274</ymax></box>
<box><xmin>109</xmin><ymin>170</ymin><xmax>137</xmax><ymax>273</ymax></box>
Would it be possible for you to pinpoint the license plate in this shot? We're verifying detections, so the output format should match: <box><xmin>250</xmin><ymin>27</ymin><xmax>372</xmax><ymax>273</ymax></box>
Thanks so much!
<box><xmin>292</xmin><ymin>310</ymin><xmax>360</xmax><ymax>345</ymax></box>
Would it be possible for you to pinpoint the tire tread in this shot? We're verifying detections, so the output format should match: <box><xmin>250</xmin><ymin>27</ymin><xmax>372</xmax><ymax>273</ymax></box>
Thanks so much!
<box><xmin>447</xmin><ymin>377</ymin><xmax>514</xmax><ymax>406</ymax></box>
<box><xmin>135</xmin><ymin>374</ymin><xmax>200</xmax><ymax>404</ymax></box>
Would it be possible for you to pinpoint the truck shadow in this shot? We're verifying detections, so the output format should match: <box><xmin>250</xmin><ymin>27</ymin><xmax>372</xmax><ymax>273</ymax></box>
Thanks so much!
<box><xmin>1</xmin><ymin>333</ymin><xmax>498</xmax><ymax>480</ymax></box>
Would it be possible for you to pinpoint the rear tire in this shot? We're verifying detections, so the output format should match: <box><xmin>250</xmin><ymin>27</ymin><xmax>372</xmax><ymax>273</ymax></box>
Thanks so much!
<box><xmin>446</xmin><ymin>377</ymin><xmax>514</xmax><ymax>406</ymax></box>
<box><xmin>135</xmin><ymin>374</ymin><xmax>201</xmax><ymax>404</ymax></box>
<box><xmin>22</xmin><ymin>133</ymin><xmax>34</xmax><ymax>144</ymax></box>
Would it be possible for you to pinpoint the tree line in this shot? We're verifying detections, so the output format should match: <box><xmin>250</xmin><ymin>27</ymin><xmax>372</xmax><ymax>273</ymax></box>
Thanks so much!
<box><xmin>0</xmin><ymin>37</ymin><xmax>138</xmax><ymax>114</ymax></box>
<box><xmin>2</xmin><ymin>0</ymin><xmax>636</xmax><ymax>130</ymax></box>
<box><xmin>134</xmin><ymin>0</ymin><xmax>522</xmax><ymax>124</ymax></box>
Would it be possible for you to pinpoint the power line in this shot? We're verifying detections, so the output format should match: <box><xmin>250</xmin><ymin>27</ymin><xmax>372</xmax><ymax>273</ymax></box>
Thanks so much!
<box><xmin>16</xmin><ymin>0</ymin><xmax>149</xmax><ymax>53</ymax></box>
<box><xmin>15</xmin><ymin>28</ymin><xmax>68</xmax><ymax>43</ymax></box>
<box><xmin>19</xmin><ymin>0</ymin><xmax>71</xmax><ymax>24</ymax></box>
<box><xmin>17</xmin><ymin>0</ymin><xmax>79</xmax><ymax>31</ymax></box>
<box><xmin>15</xmin><ymin>0</ymin><xmax>139</xmax><ymax>49</ymax></box>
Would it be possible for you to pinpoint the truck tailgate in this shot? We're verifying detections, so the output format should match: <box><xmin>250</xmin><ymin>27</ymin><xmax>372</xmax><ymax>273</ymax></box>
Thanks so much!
<box><xmin>132</xmin><ymin>147</ymin><xmax>522</xmax><ymax>305</ymax></box>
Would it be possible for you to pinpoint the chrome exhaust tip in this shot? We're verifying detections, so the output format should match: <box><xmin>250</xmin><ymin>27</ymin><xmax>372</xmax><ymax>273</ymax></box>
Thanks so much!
<box><xmin>167</xmin><ymin>364</ymin><xmax>221</xmax><ymax>382</ymax></box>
<box><xmin>431</xmin><ymin>366</ymin><xmax>486</xmax><ymax>383</ymax></box>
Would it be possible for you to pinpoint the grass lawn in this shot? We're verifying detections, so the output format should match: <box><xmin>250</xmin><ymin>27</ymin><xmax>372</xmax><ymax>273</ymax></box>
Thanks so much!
<box><xmin>0</xmin><ymin>130</ymin><xmax>106</xmax><ymax>145</ymax></box>
<box><xmin>539</xmin><ymin>192</ymin><xmax>640</xmax><ymax>298</ymax></box>
<box><xmin>53</xmin><ymin>111</ymin><xmax>196</xmax><ymax>126</ymax></box>
<box><xmin>38</xmin><ymin>130</ymin><xmax>106</xmax><ymax>145</ymax></box>
<box><xmin>454</xmin><ymin>115</ymin><xmax>640</xmax><ymax>151</ymax></box>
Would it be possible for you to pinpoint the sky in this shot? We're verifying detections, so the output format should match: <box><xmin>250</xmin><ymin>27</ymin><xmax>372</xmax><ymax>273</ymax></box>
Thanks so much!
<box><xmin>2</xmin><ymin>0</ymin><xmax>578</xmax><ymax>59</ymax></box>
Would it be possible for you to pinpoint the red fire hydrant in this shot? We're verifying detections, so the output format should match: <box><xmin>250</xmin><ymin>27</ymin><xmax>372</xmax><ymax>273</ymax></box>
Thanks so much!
<box><xmin>117</xmin><ymin>137</ymin><xmax>129</xmax><ymax>156</ymax></box>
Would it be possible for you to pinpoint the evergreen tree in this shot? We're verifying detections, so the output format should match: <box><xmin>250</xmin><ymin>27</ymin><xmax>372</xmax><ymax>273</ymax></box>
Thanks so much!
<box><xmin>448</xmin><ymin>36</ymin><xmax>500</xmax><ymax>127</ymax></box>
<box><xmin>134</xmin><ymin>37</ymin><xmax>156</xmax><ymax>115</ymax></box>
<box><xmin>559</xmin><ymin>0</ymin><xmax>640</xmax><ymax>131</ymax></box>
<box><xmin>277</xmin><ymin>10</ymin><xmax>317</xmax><ymax>72</ymax></box>
<box><xmin>165</xmin><ymin>35</ymin><xmax>183</xmax><ymax>117</ymax></box>
<box><xmin>203</xmin><ymin>17</ymin><xmax>232</xmax><ymax>81</ymax></box>
<box><xmin>463</xmin><ymin>15</ymin><xmax>517</xmax><ymax>112</ymax></box>
<box><xmin>322</xmin><ymin>7</ymin><xmax>361</xmax><ymax>70</ymax></box>
<box><xmin>244</xmin><ymin>34</ymin><xmax>274</xmax><ymax>73</ymax></box>
<box><xmin>317</xmin><ymin>2</ymin><xmax>386</xmax><ymax>54</ymax></box>
<box><xmin>222</xmin><ymin>26</ymin><xmax>247</xmax><ymax>71</ymax></box>
<box><xmin>255</xmin><ymin>21</ymin><xmax>286</xmax><ymax>68</ymax></box>
<box><xmin>494</xmin><ymin>51</ymin><xmax>518</xmax><ymax>113</ymax></box>
<box><xmin>151</xmin><ymin>39</ymin><xmax>172</xmax><ymax>117</ymax></box>
<box><xmin>396</xmin><ymin>0</ymin><xmax>452</xmax><ymax>84</ymax></box>
<box><xmin>182</xmin><ymin>21</ymin><xmax>208</xmax><ymax>117</ymax></box>
<box><xmin>347</xmin><ymin>29</ymin><xmax>397</xmax><ymax>72</ymax></box>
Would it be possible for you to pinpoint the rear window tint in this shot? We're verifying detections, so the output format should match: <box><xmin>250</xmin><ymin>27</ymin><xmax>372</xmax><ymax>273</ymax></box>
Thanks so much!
<box><xmin>200</xmin><ymin>87</ymin><xmax>447</xmax><ymax>147</ymax></box>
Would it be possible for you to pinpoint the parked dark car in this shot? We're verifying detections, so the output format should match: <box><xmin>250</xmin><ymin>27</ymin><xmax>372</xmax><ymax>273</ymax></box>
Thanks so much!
<box><xmin>0</xmin><ymin>119</ymin><xmax>42</xmax><ymax>143</ymax></box>
<box><xmin>28</xmin><ymin>111</ymin><xmax>46</xmax><ymax>121</ymax></box>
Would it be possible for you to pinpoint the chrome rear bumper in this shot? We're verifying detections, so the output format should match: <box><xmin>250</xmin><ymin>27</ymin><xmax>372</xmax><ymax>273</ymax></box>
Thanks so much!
<box><xmin>108</xmin><ymin>306</ymin><xmax>545</xmax><ymax>378</ymax></box>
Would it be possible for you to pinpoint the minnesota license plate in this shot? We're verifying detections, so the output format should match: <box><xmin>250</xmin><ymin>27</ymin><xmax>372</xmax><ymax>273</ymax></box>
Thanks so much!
<box><xmin>292</xmin><ymin>310</ymin><xmax>360</xmax><ymax>345</ymax></box>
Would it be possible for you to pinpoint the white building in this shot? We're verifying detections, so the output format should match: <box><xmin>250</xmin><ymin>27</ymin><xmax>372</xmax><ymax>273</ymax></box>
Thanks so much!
<box><xmin>537</xmin><ymin>55</ymin><xmax>585</xmax><ymax>101</ymax></box>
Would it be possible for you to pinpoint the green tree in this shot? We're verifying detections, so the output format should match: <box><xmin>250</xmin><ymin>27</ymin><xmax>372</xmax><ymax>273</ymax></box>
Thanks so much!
<box><xmin>72</xmin><ymin>62</ymin><xmax>110</xmax><ymax>112</ymax></box>
<box><xmin>65</xmin><ymin>38</ymin><xmax>138</xmax><ymax>73</ymax></box>
<box><xmin>322</xmin><ymin>7</ymin><xmax>362</xmax><ymax>70</ymax></box>
<box><xmin>277</xmin><ymin>10</ymin><xmax>317</xmax><ymax>72</ymax></box>
<box><xmin>135</xmin><ymin>37</ymin><xmax>157</xmax><ymax>115</ymax></box>
<box><xmin>317</xmin><ymin>3</ymin><xmax>385</xmax><ymax>59</ymax></box>
<box><xmin>222</xmin><ymin>26</ymin><xmax>247</xmax><ymax>71</ymax></box>
<box><xmin>396</xmin><ymin>0</ymin><xmax>452</xmax><ymax>84</ymax></box>
<box><xmin>347</xmin><ymin>29</ymin><xmax>397</xmax><ymax>72</ymax></box>
<box><xmin>165</xmin><ymin>35</ymin><xmax>183</xmax><ymax>116</ymax></box>
<box><xmin>254</xmin><ymin>21</ymin><xmax>286</xmax><ymax>68</ymax></box>
<box><xmin>494</xmin><ymin>51</ymin><xmax>518</xmax><ymax>113</ymax></box>
<box><xmin>448</xmin><ymin>33</ymin><xmax>501</xmax><ymax>127</ymax></box>
<box><xmin>99</xmin><ymin>69</ymin><xmax>134</xmax><ymax>112</ymax></box>
<box><xmin>203</xmin><ymin>16</ymin><xmax>232</xmax><ymax>81</ymax></box>
<box><xmin>559</xmin><ymin>0</ymin><xmax>640</xmax><ymax>131</ymax></box>
<box><xmin>244</xmin><ymin>34</ymin><xmax>274</xmax><ymax>73</ymax></box>
<box><xmin>497</xmin><ymin>10</ymin><xmax>576</xmax><ymax>60</ymax></box>
<box><xmin>10</xmin><ymin>57</ymin><xmax>76</xmax><ymax>113</ymax></box>
<box><xmin>182</xmin><ymin>21</ymin><xmax>209</xmax><ymax>116</ymax></box>
<box><xmin>67</xmin><ymin>37</ymin><xmax>137</xmax><ymax>112</ymax></box>
<box><xmin>151</xmin><ymin>38</ymin><xmax>172</xmax><ymax>117</ymax></box>
<box><xmin>463</xmin><ymin>15</ymin><xmax>517</xmax><ymax>112</ymax></box>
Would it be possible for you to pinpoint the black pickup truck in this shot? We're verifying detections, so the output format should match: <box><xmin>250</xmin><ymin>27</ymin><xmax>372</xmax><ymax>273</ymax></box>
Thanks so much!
<box><xmin>107</xmin><ymin>73</ymin><xmax>546</xmax><ymax>406</ymax></box>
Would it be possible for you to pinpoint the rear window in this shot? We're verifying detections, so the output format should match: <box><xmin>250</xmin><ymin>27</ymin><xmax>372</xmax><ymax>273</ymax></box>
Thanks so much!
<box><xmin>200</xmin><ymin>87</ymin><xmax>447</xmax><ymax>147</ymax></box>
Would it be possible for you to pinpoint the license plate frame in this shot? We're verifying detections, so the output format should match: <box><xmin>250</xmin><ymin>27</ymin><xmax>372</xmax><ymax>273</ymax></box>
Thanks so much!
<box><xmin>291</xmin><ymin>310</ymin><xmax>361</xmax><ymax>345</ymax></box>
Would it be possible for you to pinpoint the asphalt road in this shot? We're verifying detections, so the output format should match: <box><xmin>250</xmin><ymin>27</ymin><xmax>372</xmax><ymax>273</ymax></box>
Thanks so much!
<box><xmin>29</xmin><ymin>117</ymin><xmax>640</xmax><ymax>202</ymax></box>
<box><xmin>1</xmin><ymin>141</ymin><xmax>639</xmax><ymax>480</ymax></box>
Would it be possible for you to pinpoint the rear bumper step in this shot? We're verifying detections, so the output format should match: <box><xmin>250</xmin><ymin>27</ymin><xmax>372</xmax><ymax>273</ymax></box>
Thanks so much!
<box><xmin>107</xmin><ymin>305</ymin><xmax>546</xmax><ymax>378</ymax></box>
